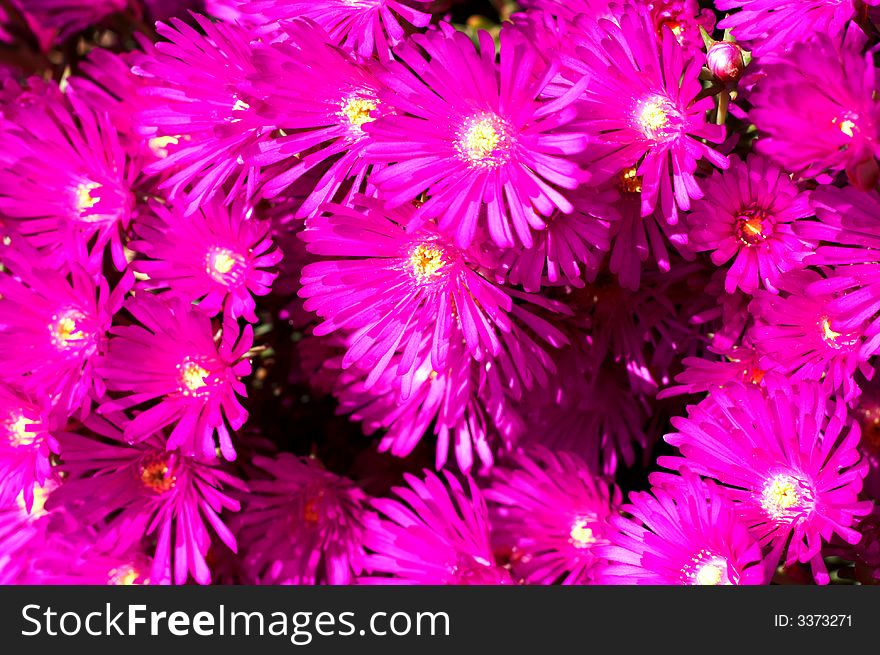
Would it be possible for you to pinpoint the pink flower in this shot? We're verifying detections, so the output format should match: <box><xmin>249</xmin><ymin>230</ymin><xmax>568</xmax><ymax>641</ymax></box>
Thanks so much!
<box><xmin>660</xmin><ymin>380</ymin><xmax>873</xmax><ymax>584</ymax></box>
<box><xmin>237</xmin><ymin>453</ymin><xmax>367</xmax><ymax>584</ymax></box>
<box><xmin>486</xmin><ymin>447</ymin><xmax>622</xmax><ymax>584</ymax></box>
<box><xmin>130</xmin><ymin>199</ymin><xmax>280</xmax><ymax>323</ymax></box>
<box><xmin>52</xmin><ymin>415</ymin><xmax>244</xmax><ymax>585</ymax></box>
<box><xmin>687</xmin><ymin>155</ymin><xmax>816</xmax><ymax>295</ymax></box>
<box><xmin>98</xmin><ymin>296</ymin><xmax>252</xmax><ymax>461</ymax></box>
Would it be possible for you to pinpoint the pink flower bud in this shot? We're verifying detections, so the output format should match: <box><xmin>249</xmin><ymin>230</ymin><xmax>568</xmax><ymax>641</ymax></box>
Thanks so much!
<box><xmin>707</xmin><ymin>41</ymin><xmax>745</xmax><ymax>83</ymax></box>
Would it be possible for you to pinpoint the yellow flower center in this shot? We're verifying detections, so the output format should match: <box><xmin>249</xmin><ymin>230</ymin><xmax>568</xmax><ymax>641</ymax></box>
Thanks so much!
<box><xmin>636</xmin><ymin>96</ymin><xmax>672</xmax><ymax>139</ymax></box>
<box><xmin>74</xmin><ymin>181</ymin><xmax>102</xmax><ymax>214</ymax></box>
<box><xmin>139</xmin><ymin>453</ymin><xmax>177</xmax><ymax>494</ymax></box>
<box><xmin>694</xmin><ymin>562</ymin><xmax>724</xmax><ymax>586</ymax></box>
<box><xmin>761</xmin><ymin>473</ymin><xmax>810</xmax><ymax>520</ymax></box>
<box><xmin>409</xmin><ymin>243</ymin><xmax>446</xmax><ymax>281</ymax></box>
<box><xmin>108</xmin><ymin>566</ymin><xmax>144</xmax><ymax>586</ymax></box>
<box><xmin>569</xmin><ymin>518</ymin><xmax>596</xmax><ymax>549</ymax></box>
<box><xmin>820</xmin><ymin>316</ymin><xmax>842</xmax><ymax>342</ymax></box>
<box><xmin>458</xmin><ymin>113</ymin><xmax>511</xmax><ymax>167</ymax></box>
<box><xmin>819</xmin><ymin>316</ymin><xmax>859</xmax><ymax>350</ymax></box>
<box><xmin>833</xmin><ymin>113</ymin><xmax>859</xmax><ymax>138</ymax></box>
<box><xmin>682</xmin><ymin>550</ymin><xmax>731</xmax><ymax>585</ymax></box>
<box><xmin>178</xmin><ymin>359</ymin><xmax>211</xmax><ymax>394</ymax></box>
<box><xmin>205</xmin><ymin>246</ymin><xmax>244</xmax><ymax>285</ymax></box>
<box><xmin>340</xmin><ymin>96</ymin><xmax>378</xmax><ymax>130</ymax></box>
<box><xmin>5</xmin><ymin>414</ymin><xmax>36</xmax><ymax>447</ymax></box>
<box><xmin>148</xmin><ymin>135</ymin><xmax>180</xmax><ymax>158</ymax></box>
<box><xmin>50</xmin><ymin>310</ymin><xmax>89</xmax><ymax>351</ymax></box>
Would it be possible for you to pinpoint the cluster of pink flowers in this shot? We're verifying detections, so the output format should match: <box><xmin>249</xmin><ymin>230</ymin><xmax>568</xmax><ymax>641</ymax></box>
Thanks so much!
<box><xmin>0</xmin><ymin>0</ymin><xmax>878</xmax><ymax>586</ymax></box>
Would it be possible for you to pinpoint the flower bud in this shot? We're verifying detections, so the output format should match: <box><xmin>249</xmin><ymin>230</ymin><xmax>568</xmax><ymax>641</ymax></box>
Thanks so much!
<box><xmin>707</xmin><ymin>41</ymin><xmax>746</xmax><ymax>83</ymax></box>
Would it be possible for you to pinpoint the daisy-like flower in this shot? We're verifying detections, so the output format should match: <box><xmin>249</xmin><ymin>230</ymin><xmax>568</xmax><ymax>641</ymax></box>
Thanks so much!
<box><xmin>749</xmin><ymin>30</ymin><xmax>880</xmax><ymax>189</ymax></box>
<box><xmin>366</xmin><ymin>25</ymin><xmax>589</xmax><ymax>249</ymax></box>
<box><xmin>237</xmin><ymin>453</ymin><xmax>367</xmax><ymax>585</ymax></box>
<box><xmin>0</xmin><ymin>384</ymin><xmax>57</xmax><ymax>513</ymax></box>
<box><xmin>500</xmin><ymin>186</ymin><xmax>617</xmax><ymax>292</ymax></box>
<box><xmin>485</xmin><ymin>447</ymin><xmax>622</xmax><ymax>584</ymax></box>
<box><xmin>594</xmin><ymin>469</ymin><xmax>765</xmax><ymax>585</ymax></box>
<box><xmin>687</xmin><ymin>155</ymin><xmax>816</xmax><ymax>295</ymax></box>
<box><xmin>246</xmin><ymin>0</ymin><xmax>433</xmax><ymax>60</ymax></box>
<box><xmin>0</xmin><ymin>242</ymin><xmax>130</xmax><ymax>414</ymax></box>
<box><xmin>801</xmin><ymin>185</ymin><xmax>880</xmax><ymax>356</ymax></box>
<box><xmin>660</xmin><ymin>380</ymin><xmax>873</xmax><ymax>583</ymax></box>
<box><xmin>716</xmin><ymin>0</ymin><xmax>876</xmax><ymax>55</ymax></box>
<box><xmin>248</xmin><ymin>19</ymin><xmax>387</xmax><ymax>215</ymax></box>
<box><xmin>21</xmin><ymin>0</ymin><xmax>127</xmax><ymax>40</ymax></box>
<box><xmin>749</xmin><ymin>270</ymin><xmax>872</xmax><ymax>402</ymax></box>
<box><xmin>299</xmin><ymin>197</ymin><xmax>569</xmax><ymax>390</ymax></box>
<box><xmin>0</xmin><ymin>88</ymin><xmax>136</xmax><ymax>271</ymax></box>
<box><xmin>51</xmin><ymin>415</ymin><xmax>244</xmax><ymax>585</ymax></box>
<box><xmin>98</xmin><ymin>295</ymin><xmax>253</xmax><ymax>461</ymax></box>
<box><xmin>133</xmin><ymin>16</ymin><xmax>271</xmax><ymax>213</ymax></box>
<box><xmin>359</xmin><ymin>470</ymin><xmax>513</xmax><ymax>584</ymax></box>
<box><xmin>130</xmin><ymin>199</ymin><xmax>280</xmax><ymax>323</ymax></box>
<box><xmin>576</xmin><ymin>4</ymin><xmax>727</xmax><ymax>224</ymax></box>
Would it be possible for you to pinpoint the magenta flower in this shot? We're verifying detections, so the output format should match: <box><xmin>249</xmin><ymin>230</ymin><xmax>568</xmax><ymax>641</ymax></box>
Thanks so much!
<box><xmin>749</xmin><ymin>270</ymin><xmax>872</xmax><ymax>402</ymax></box>
<box><xmin>660</xmin><ymin>380</ymin><xmax>873</xmax><ymax>584</ymax></box>
<box><xmin>576</xmin><ymin>4</ymin><xmax>727</xmax><ymax>224</ymax></box>
<box><xmin>299</xmin><ymin>197</ymin><xmax>569</xmax><ymax>390</ymax></box>
<box><xmin>594</xmin><ymin>470</ymin><xmax>765</xmax><ymax>585</ymax></box>
<box><xmin>246</xmin><ymin>0</ymin><xmax>433</xmax><ymax>59</ymax></box>
<box><xmin>133</xmin><ymin>16</ymin><xmax>272</xmax><ymax>213</ymax></box>
<box><xmin>248</xmin><ymin>19</ymin><xmax>387</xmax><ymax>214</ymax></box>
<box><xmin>21</xmin><ymin>0</ymin><xmax>127</xmax><ymax>40</ymax></box>
<box><xmin>717</xmin><ymin>0</ymin><xmax>876</xmax><ymax>54</ymax></box>
<box><xmin>359</xmin><ymin>470</ymin><xmax>513</xmax><ymax>584</ymax></box>
<box><xmin>237</xmin><ymin>453</ymin><xmax>367</xmax><ymax>585</ymax></box>
<box><xmin>98</xmin><ymin>295</ymin><xmax>252</xmax><ymax>461</ymax></box>
<box><xmin>486</xmin><ymin>447</ymin><xmax>622</xmax><ymax>584</ymax></box>
<box><xmin>687</xmin><ymin>155</ymin><xmax>816</xmax><ymax>294</ymax></box>
<box><xmin>0</xmin><ymin>384</ymin><xmax>58</xmax><ymax>513</ymax></box>
<box><xmin>51</xmin><ymin>415</ymin><xmax>244</xmax><ymax>585</ymax></box>
<box><xmin>130</xmin><ymin>199</ymin><xmax>280</xmax><ymax>323</ymax></box>
<box><xmin>749</xmin><ymin>30</ymin><xmax>880</xmax><ymax>189</ymax></box>
<box><xmin>0</xmin><ymin>88</ymin><xmax>136</xmax><ymax>271</ymax></box>
<box><xmin>366</xmin><ymin>25</ymin><xmax>589</xmax><ymax>248</ymax></box>
<box><xmin>0</xmin><ymin>243</ymin><xmax>129</xmax><ymax>414</ymax></box>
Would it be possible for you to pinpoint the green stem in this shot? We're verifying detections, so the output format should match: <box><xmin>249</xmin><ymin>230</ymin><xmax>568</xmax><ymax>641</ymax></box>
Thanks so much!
<box><xmin>716</xmin><ymin>92</ymin><xmax>729</xmax><ymax>126</ymax></box>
